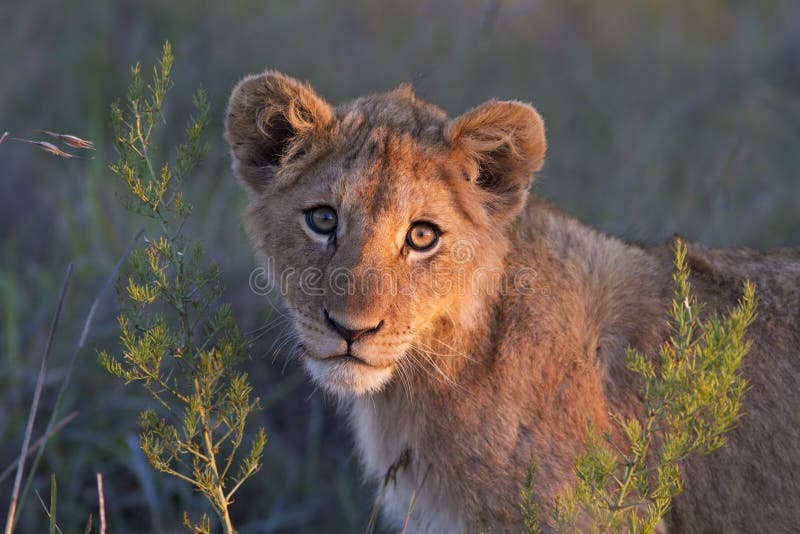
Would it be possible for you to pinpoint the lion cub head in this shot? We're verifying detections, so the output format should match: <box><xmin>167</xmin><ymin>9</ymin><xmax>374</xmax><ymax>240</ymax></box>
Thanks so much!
<box><xmin>226</xmin><ymin>71</ymin><xmax>546</xmax><ymax>396</ymax></box>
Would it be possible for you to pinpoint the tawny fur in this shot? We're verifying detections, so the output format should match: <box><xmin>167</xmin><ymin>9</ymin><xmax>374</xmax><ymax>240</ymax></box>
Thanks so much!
<box><xmin>225</xmin><ymin>70</ymin><xmax>800</xmax><ymax>533</ymax></box>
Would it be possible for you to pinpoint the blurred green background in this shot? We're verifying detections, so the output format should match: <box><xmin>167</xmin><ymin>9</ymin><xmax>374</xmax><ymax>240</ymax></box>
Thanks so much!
<box><xmin>1</xmin><ymin>0</ymin><xmax>798</xmax><ymax>532</ymax></box>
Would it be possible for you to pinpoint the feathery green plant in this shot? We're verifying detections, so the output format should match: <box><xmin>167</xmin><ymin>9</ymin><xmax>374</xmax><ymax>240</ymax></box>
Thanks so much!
<box><xmin>522</xmin><ymin>239</ymin><xmax>757</xmax><ymax>533</ymax></box>
<box><xmin>520</xmin><ymin>460</ymin><xmax>542</xmax><ymax>534</ymax></box>
<box><xmin>99</xmin><ymin>42</ymin><xmax>265</xmax><ymax>534</ymax></box>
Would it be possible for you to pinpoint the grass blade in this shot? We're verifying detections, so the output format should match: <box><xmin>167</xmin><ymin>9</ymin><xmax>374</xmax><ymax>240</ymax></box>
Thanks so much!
<box><xmin>49</xmin><ymin>475</ymin><xmax>57</xmax><ymax>534</ymax></box>
<box><xmin>13</xmin><ymin>230</ymin><xmax>143</xmax><ymax>531</ymax></box>
<box><xmin>33</xmin><ymin>484</ymin><xmax>61</xmax><ymax>534</ymax></box>
<box><xmin>3</xmin><ymin>263</ymin><xmax>72</xmax><ymax>534</ymax></box>
<box><xmin>0</xmin><ymin>412</ymin><xmax>78</xmax><ymax>485</ymax></box>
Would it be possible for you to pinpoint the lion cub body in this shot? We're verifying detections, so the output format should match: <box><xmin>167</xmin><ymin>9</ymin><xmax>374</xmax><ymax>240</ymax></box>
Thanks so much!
<box><xmin>355</xmin><ymin>201</ymin><xmax>800</xmax><ymax>533</ymax></box>
<box><xmin>226</xmin><ymin>71</ymin><xmax>800</xmax><ymax>532</ymax></box>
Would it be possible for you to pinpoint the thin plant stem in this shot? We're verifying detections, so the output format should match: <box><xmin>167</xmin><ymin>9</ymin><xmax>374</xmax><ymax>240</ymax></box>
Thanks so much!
<box><xmin>96</xmin><ymin>474</ymin><xmax>106</xmax><ymax>534</ymax></box>
<box><xmin>198</xmin><ymin>395</ymin><xmax>235</xmax><ymax>534</ymax></box>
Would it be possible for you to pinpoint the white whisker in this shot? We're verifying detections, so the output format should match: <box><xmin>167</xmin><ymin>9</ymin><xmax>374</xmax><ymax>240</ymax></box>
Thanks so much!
<box><xmin>408</xmin><ymin>344</ymin><xmax>461</xmax><ymax>390</ymax></box>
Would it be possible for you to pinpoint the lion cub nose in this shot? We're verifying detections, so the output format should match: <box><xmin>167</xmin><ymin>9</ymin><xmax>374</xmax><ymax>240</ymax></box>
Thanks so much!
<box><xmin>323</xmin><ymin>309</ymin><xmax>383</xmax><ymax>343</ymax></box>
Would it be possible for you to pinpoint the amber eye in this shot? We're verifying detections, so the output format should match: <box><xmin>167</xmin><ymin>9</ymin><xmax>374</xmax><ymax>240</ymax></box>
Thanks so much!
<box><xmin>305</xmin><ymin>206</ymin><xmax>338</xmax><ymax>235</ymax></box>
<box><xmin>406</xmin><ymin>222</ymin><xmax>439</xmax><ymax>251</ymax></box>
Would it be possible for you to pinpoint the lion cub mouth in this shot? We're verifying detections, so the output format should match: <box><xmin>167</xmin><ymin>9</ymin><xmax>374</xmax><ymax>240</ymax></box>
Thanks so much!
<box><xmin>308</xmin><ymin>352</ymin><xmax>394</xmax><ymax>370</ymax></box>
<box><xmin>302</xmin><ymin>344</ymin><xmax>399</xmax><ymax>395</ymax></box>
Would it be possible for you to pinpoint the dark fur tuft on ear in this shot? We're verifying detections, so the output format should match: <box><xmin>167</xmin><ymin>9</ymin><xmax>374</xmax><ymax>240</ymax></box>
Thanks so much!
<box><xmin>225</xmin><ymin>70</ymin><xmax>334</xmax><ymax>192</ymax></box>
<box><xmin>446</xmin><ymin>100</ymin><xmax>546</xmax><ymax>221</ymax></box>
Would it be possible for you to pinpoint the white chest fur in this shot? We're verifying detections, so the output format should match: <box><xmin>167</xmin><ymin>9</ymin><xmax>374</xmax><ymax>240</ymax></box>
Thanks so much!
<box><xmin>348</xmin><ymin>398</ymin><xmax>468</xmax><ymax>533</ymax></box>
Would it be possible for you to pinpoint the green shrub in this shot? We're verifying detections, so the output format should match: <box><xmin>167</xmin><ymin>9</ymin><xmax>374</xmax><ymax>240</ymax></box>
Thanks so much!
<box><xmin>522</xmin><ymin>240</ymin><xmax>756</xmax><ymax>533</ymax></box>
<box><xmin>99</xmin><ymin>42</ymin><xmax>265</xmax><ymax>534</ymax></box>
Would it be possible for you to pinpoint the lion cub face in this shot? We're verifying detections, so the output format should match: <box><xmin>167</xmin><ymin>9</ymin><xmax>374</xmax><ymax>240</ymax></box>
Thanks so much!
<box><xmin>226</xmin><ymin>71</ymin><xmax>546</xmax><ymax>396</ymax></box>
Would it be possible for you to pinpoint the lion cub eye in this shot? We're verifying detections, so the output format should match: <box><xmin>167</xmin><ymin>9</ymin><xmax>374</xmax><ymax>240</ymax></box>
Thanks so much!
<box><xmin>406</xmin><ymin>222</ymin><xmax>440</xmax><ymax>252</ymax></box>
<box><xmin>305</xmin><ymin>206</ymin><xmax>338</xmax><ymax>234</ymax></box>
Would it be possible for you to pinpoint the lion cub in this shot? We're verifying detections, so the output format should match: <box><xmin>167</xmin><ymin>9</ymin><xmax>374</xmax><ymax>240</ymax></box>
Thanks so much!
<box><xmin>226</xmin><ymin>71</ymin><xmax>800</xmax><ymax>532</ymax></box>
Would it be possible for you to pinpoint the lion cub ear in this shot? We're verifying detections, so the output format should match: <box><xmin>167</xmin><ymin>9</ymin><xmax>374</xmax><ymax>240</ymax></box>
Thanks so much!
<box><xmin>225</xmin><ymin>70</ymin><xmax>334</xmax><ymax>193</ymax></box>
<box><xmin>446</xmin><ymin>100</ymin><xmax>546</xmax><ymax>221</ymax></box>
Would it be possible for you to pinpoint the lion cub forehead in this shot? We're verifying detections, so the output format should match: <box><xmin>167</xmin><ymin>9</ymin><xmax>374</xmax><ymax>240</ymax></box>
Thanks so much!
<box><xmin>327</xmin><ymin>131</ymin><xmax>452</xmax><ymax>210</ymax></box>
<box><xmin>336</xmin><ymin>86</ymin><xmax>449</xmax><ymax>144</ymax></box>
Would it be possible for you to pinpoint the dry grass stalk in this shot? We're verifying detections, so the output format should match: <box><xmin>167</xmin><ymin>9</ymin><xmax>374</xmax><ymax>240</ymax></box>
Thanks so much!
<box><xmin>37</xmin><ymin>130</ymin><xmax>95</xmax><ymax>150</ymax></box>
<box><xmin>8</xmin><ymin>138</ymin><xmax>85</xmax><ymax>158</ymax></box>
<box><xmin>96</xmin><ymin>473</ymin><xmax>107</xmax><ymax>534</ymax></box>
<box><xmin>0</xmin><ymin>129</ymin><xmax>94</xmax><ymax>158</ymax></box>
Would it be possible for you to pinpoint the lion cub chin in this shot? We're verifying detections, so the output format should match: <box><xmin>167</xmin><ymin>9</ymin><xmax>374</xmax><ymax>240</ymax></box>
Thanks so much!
<box><xmin>226</xmin><ymin>70</ymin><xmax>800</xmax><ymax>533</ymax></box>
<box><xmin>302</xmin><ymin>353</ymin><xmax>396</xmax><ymax>396</ymax></box>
